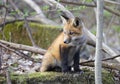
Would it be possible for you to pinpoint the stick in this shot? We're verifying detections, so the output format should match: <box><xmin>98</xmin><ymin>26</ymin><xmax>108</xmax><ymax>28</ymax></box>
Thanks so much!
<box><xmin>0</xmin><ymin>43</ymin><xmax>36</xmax><ymax>62</ymax></box>
<box><xmin>0</xmin><ymin>40</ymin><xmax>46</xmax><ymax>55</ymax></box>
<box><xmin>81</xmin><ymin>62</ymin><xmax>120</xmax><ymax>71</ymax></box>
<box><xmin>80</xmin><ymin>54</ymin><xmax>120</xmax><ymax>64</ymax></box>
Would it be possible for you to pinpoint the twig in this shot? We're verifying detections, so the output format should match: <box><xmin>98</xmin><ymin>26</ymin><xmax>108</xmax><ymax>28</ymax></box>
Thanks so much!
<box><xmin>60</xmin><ymin>1</ymin><xmax>96</xmax><ymax>7</ymax></box>
<box><xmin>43</xmin><ymin>0</ymin><xmax>74</xmax><ymax>18</ymax></box>
<box><xmin>0</xmin><ymin>5</ymin><xmax>7</xmax><ymax>9</ymax></box>
<box><xmin>80</xmin><ymin>54</ymin><xmax>120</xmax><ymax>64</ymax></box>
<box><xmin>106</xmin><ymin>4</ymin><xmax>118</xmax><ymax>37</ymax></box>
<box><xmin>24</xmin><ymin>17</ymin><xmax>37</xmax><ymax>47</ymax></box>
<box><xmin>6</xmin><ymin>70</ymin><xmax>11</xmax><ymax>84</ymax></box>
<box><xmin>0</xmin><ymin>1</ymin><xmax>8</xmax><ymax>40</ymax></box>
<box><xmin>60</xmin><ymin>0</ymin><xmax>120</xmax><ymax>17</ymax></box>
<box><xmin>0</xmin><ymin>18</ymin><xmax>60</xmax><ymax>28</ymax></box>
<box><xmin>104</xmin><ymin>0</ymin><xmax>120</xmax><ymax>5</ymax></box>
<box><xmin>8</xmin><ymin>0</ymin><xmax>37</xmax><ymax>47</ymax></box>
<box><xmin>0</xmin><ymin>42</ymin><xmax>37</xmax><ymax>62</ymax></box>
<box><xmin>81</xmin><ymin>62</ymin><xmax>120</xmax><ymax>71</ymax></box>
<box><xmin>104</xmin><ymin>7</ymin><xmax>120</xmax><ymax>17</ymax></box>
<box><xmin>22</xmin><ymin>0</ymin><xmax>58</xmax><ymax>25</ymax></box>
<box><xmin>0</xmin><ymin>18</ymin><xmax>39</xmax><ymax>27</ymax></box>
<box><xmin>0</xmin><ymin>47</ymin><xmax>2</xmax><ymax>72</ymax></box>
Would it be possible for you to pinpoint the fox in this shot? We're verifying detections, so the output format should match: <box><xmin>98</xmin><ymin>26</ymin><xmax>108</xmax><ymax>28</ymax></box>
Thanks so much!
<box><xmin>40</xmin><ymin>15</ymin><xmax>89</xmax><ymax>73</ymax></box>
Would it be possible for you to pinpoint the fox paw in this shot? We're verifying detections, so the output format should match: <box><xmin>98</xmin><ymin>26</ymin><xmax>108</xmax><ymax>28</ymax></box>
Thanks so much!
<box><xmin>74</xmin><ymin>69</ymin><xmax>84</xmax><ymax>74</ymax></box>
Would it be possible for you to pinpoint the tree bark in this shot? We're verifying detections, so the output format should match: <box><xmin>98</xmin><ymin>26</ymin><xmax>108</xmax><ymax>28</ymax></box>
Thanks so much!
<box><xmin>0</xmin><ymin>40</ymin><xmax>46</xmax><ymax>55</ymax></box>
<box><xmin>95</xmin><ymin>0</ymin><xmax>104</xmax><ymax>84</ymax></box>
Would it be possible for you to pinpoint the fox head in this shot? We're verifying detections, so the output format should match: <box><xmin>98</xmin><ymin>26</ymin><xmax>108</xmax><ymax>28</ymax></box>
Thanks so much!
<box><xmin>61</xmin><ymin>15</ymin><xmax>84</xmax><ymax>45</ymax></box>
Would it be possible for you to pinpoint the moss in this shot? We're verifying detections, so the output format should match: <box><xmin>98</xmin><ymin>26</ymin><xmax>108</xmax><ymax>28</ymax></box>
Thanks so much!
<box><xmin>0</xmin><ymin>21</ymin><xmax>61</xmax><ymax>49</ymax></box>
<box><xmin>91</xmin><ymin>28</ymin><xmax>96</xmax><ymax>35</ymax></box>
<box><xmin>0</xmin><ymin>76</ymin><xmax>5</xmax><ymax>84</ymax></box>
<box><xmin>112</xmin><ymin>25</ymin><xmax>120</xmax><ymax>33</ymax></box>
<box><xmin>102</xmin><ymin>72</ymin><xmax>114</xmax><ymax>84</ymax></box>
<box><xmin>11</xmin><ymin>63</ymin><xmax>19</xmax><ymax>67</ymax></box>
<box><xmin>0</xmin><ymin>71</ymin><xmax>115</xmax><ymax>84</ymax></box>
<box><xmin>104</xmin><ymin>10</ymin><xmax>112</xmax><ymax>17</ymax></box>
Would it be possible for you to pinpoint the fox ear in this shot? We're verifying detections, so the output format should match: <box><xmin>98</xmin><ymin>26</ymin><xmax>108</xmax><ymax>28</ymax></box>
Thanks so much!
<box><xmin>73</xmin><ymin>17</ymin><xmax>82</xmax><ymax>27</ymax></box>
<box><xmin>60</xmin><ymin>15</ymin><xmax>69</xmax><ymax>24</ymax></box>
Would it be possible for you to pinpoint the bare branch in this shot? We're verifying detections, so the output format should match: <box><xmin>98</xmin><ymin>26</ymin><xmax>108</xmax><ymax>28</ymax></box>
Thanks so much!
<box><xmin>8</xmin><ymin>0</ymin><xmax>37</xmax><ymax>47</ymax></box>
<box><xmin>0</xmin><ymin>42</ymin><xmax>36</xmax><ymax>62</ymax></box>
<box><xmin>0</xmin><ymin>40</ymin><xmax>46</xmax><ymax>55</ymax></box>
<box><xmin>60</xmin><ymin>1</ymin><xmax>96</xmax><ymax>7</ymax></box>
<box><xmin>0</xmin><ymin>47</ymin><xmax>2</xmax><ymax>71</ymax></box>
<box><xmin>22</xmin><ymin>0</ymin><xmax>45</xmax><ymax>18</ymax></box>
<box><xmin>81</xmin><ymin>62</ymin><xmax>120</xmax><ymax>71</ymax></box>
<box><xmin>0</xmin><ymin>5</ymin><xmax>7</xmax><ymax>9</ymax></box>
<box><xmin>6</xmin><ymin>70</ymin><xmax>12</xmax><ymax>84</ymax></box>
<box><xmin>104</xmin><ymin>7</ymin><xmax>120</xmax><ymax>17</ymax></box>
<box><xmin>24</xmin><ymin>17</ymin><xmax>37</xmax><ymax>47</ymax></box>
<box><xmin>60</xmin><ymin>1</ymin><xmax>120</xmax><ymax>17</ymax></box>
<box><xmin>80</xmin><ymin>54</ymin><xmax>120</xmax><ymax>64</ymax></box>
<box><xmin>43</xmin><ymin>0</ymin><xmax>74</xmax><ymax>18</ymax></box>
<box><xmin>84</xmin><ymin>28</ymin><xmax>120</xmax><ymax>62</ymax></box>
<box><xmin>104</xmin><ymin>0</ymin><xmax>120</xmax><ymax>5</ymax></box>
<box><xmin>22</xmin><ymin>0</ymin><xmax>58</xmax><ymax>25</ymax></box>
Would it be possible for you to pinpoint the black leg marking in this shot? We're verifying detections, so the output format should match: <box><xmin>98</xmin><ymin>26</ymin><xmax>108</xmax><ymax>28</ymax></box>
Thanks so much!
<box><xmin>73</xmin><ymin>49</ymin><xmax>81</xmax><ymax>72</ymax></box>
<box><xmin>59</xmin><ymin>45</ymin><xmax>69</xmax><ymax>72</ymax></box>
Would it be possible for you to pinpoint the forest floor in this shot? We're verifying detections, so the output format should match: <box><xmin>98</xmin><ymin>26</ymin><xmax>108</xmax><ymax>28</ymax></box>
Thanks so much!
<box><xmin>0</xmin><ymin>70</ymin><xmax>117</xmax><ymax>84</ymax></box>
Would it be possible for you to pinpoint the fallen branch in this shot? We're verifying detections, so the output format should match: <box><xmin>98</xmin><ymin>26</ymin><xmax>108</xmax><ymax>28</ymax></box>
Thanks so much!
<box><xmin>80</xmin><ymin>54</ymin><xmax>120</xmax><ymax>64</ymax></box>
<box><xmin>81</xmin><ymin>62</ymin><xmax>120</xmax><ymax>71</ymax></box>
<box><xmin>0</xmin><ymin>42</ymin><xmax>36</xmax><ymax>62</ymax></box>
<box><xmin>0</xmin><ymin>40</ymin><xmax>46</xmax><ymax>55</ymax></box>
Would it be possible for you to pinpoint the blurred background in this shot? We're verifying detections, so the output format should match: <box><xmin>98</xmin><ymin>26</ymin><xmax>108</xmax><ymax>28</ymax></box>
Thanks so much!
<box><xmin>0</xmin><ymin>0</ymin><xmax>120</xmax><ymax>81</ymax></box>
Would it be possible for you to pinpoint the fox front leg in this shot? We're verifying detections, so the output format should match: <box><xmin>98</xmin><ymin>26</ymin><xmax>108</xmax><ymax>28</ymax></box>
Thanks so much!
<box><xmin>59</xmin><ymin>45</ymin><xmax>70</xmax><ymax>73</ymax></box>
<box><xmin>73</xmin><ymin>47</ymin><xmax>82</xmax><ymax>73</ymax></box>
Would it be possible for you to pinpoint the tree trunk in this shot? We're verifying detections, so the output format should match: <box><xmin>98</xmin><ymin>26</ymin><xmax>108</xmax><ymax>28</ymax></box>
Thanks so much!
<box><xmin>95</xmin><ymin>0</ymin><xmax>104</xmax><ymax>84</ymax></box>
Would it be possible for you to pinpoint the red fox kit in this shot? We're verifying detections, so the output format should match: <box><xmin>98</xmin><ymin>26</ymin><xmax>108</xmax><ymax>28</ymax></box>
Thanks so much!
<box><xmin>40</xmin><ymin>15</ymin><xmax>89</xmax><ymax>72</ymax></box>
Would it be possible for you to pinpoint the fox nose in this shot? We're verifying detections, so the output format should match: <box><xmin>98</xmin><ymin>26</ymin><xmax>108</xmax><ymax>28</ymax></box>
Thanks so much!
<box><xmin>64</xmin><ymin>40</ymin><xmax>69</xmax><ymax>44</ymax></box>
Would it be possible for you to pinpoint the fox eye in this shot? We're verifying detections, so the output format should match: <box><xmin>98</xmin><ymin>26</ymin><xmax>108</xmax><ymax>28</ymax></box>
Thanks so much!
<box><xmin>69</xmin><ymin>31</ymin><xmax>74</xmax><ymax>35</ymax></box>
<box><xmin>64</xmin><ymin>31</ymin><xmax>67</xmax><ymax>34</ymax></box>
